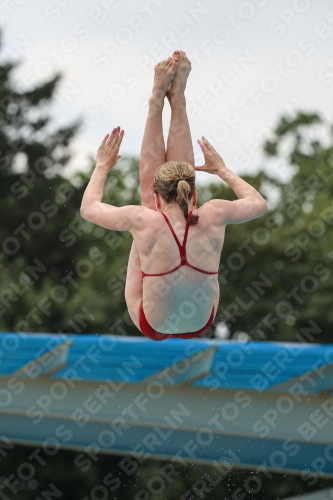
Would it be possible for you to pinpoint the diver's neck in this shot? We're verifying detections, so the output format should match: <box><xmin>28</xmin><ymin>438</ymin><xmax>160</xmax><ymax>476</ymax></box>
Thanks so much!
<box><xmin>161</xmin><ymin>203</ymin><xmax>193</xmax><ymax>220</ymax></box>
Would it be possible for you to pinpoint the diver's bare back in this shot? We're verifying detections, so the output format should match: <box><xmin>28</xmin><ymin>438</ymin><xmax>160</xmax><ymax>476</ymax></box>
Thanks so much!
<box><xmin>130</xmin><ymin>203</ymin><xmax>223</xmax><ymax>333</ymax></box>
<box><xmin>132</xmin><ymin>202</ymin><xmax>224</xmax><ymax>276</ymax></box>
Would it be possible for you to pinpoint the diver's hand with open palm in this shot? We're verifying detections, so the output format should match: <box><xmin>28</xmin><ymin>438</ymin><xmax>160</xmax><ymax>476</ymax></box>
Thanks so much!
<box><xmin>195</xmin><ymin>137</ymin><xmax>227</xmax><ymax>175</ymax></box>
<box><xmin>96</xmin><ymin>126</ymin><xmax>124</xmax><ymax>170</ymax></box>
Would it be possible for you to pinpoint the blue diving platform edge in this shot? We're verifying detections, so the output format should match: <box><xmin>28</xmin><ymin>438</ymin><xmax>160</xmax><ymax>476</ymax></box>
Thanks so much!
<box><xmin>0</xmin><ymin>332</ymin><xmax>333</xmax><ymax>478</ymax></box>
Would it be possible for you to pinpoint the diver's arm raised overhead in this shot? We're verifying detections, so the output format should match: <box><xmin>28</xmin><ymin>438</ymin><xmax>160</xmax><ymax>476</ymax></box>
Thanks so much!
<box><xmin>80</xmin><ymin>127</ymin><xmax>146</xmax><ymax>232</ymax></box>
<box><xmin>195</xmin><ymin>137</ymin><xmax>268</xmax><ymax>225</ymax></box>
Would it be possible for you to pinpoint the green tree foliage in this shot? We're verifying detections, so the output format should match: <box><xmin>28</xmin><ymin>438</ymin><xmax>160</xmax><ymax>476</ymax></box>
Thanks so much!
<box><xmin>216</xmin><ymin>112</ymin><xmax>333</xmax><ymax>344</ymax></box>
<box><xmin>0</xmin><ymin>32</ymin><xmax>140</xmax><ymax>336</ymax></box>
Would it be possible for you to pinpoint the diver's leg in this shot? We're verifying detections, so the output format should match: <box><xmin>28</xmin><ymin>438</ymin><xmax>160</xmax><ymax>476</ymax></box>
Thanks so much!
<box><xmin>166</xmin><ymin>51</ymin><xmax>194</xmax><ymax>165</ymax></box>
<box><xmin>139</xmin><ymin>56</ymin><xmax>179</xmax><ymax>209</ymax></box>
<box><xmin>124</xmin><ymin>240</ymin><xmax>143</xmax><ymax>331</ymax></box>
<box><xmin>125</xmin><ymin>56</ymin><xmax>179</xmax><ymax>330</ymax></box>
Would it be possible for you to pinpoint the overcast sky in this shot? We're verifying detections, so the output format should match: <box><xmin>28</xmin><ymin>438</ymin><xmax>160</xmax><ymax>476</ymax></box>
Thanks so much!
<box><xmin>1</xmin><ymin>0</ymin><xmax>333</xmax><ymax>185</ymax></box>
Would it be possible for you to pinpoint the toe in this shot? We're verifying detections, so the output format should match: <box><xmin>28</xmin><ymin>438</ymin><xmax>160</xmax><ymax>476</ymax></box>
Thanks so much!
<box><xmin>172</xmin><ymin>51</ymin><xmax>180</xmax><ymax>64</ymax></box>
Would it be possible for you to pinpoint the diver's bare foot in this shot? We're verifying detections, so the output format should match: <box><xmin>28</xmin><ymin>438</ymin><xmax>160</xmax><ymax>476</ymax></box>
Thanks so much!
<box><xmin>150</xmin><ymin>57</ymin><xmax>179</xmax><ymax>106</ymax></box>
<box><xmin>167</xmin><ymin>50</ymin><xmax>191</xmax><ymax>100</ymax></box>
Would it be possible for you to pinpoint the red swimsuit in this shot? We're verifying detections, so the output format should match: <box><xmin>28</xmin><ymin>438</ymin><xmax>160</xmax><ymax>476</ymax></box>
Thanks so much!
<box><xmin>139</xmin><ymin>211</ymin><xmax>219</xmax><ymax>341</ymax></box>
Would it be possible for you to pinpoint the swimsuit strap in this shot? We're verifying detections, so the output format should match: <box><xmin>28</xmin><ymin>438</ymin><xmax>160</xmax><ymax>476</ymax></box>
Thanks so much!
<box><xmin>161</xmin><ymin>211</ymin><xmax>192</xmax><ymax>264</ymax></box>
<box><xmin>182</xmin><ymin>211</ymin><xmax>192</xmax><ymax>251</ymax></box>
<box><xmin>141</xmin><ymin>211</ymin><xmax>219</xmax><ymax>278</ymax></box>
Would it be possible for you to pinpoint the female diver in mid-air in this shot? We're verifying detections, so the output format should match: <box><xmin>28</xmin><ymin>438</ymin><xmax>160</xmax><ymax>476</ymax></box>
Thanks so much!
<box><xmin>80</xmin><ymin>50</ymin><xmax>268</xmax><ymax>340</ymax></box>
